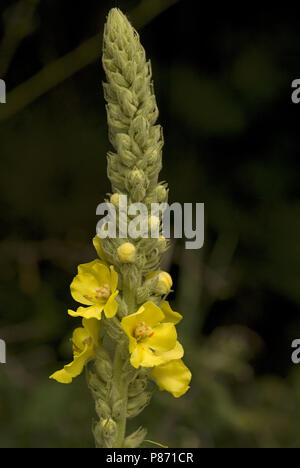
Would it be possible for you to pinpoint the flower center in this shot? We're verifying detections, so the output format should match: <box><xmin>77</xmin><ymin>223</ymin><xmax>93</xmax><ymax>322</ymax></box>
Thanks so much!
<box><xmin>134</xmin><ymin>321</ymin><xmax>154</xmax><ymax>341</ymax></box>
<box><xmin>95</xmin><ymin>284</ymin><xmax>111</xmax><ymax>300</ymax></box>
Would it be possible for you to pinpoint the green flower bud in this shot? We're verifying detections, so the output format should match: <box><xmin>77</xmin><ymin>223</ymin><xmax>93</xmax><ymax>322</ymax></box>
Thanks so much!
<box><xmin>112</xmin><ymin>399</ymin><xmax>125</xmax><ymax>420</ymax></box>
<box><xmin>128</xmin><ymin>377</ymin><xmax>148</xmax><ymax>397</ymax></box>
<box><xmin>95</xmin><ymin>358</ymin><xmax>113</xmax><ymax>382</ymax></box>
<box><xmin>95</xmin><ymin>399</ymin><xmax>111</xmax><ymax>419</ymax></box>
<box><xmin>155</xmin><ymin>184</ymin><xmax>168</xmax><ymax>203</ymax></box>
<box><xmin>127</xmin><ymin>391</ymin><xmax>152</xmax><ymax>418</ymax></box>
<box><xmin>157</xmin><ymin>235</ymin><xmax>167</xmax><ymax>252</ymax></box>
<box><xmin>101</xmin><ymin>417</ymin><xmax>117</xmax><ymax>439</ymax></box>
<box><xmin>124</xmin><ymin>427</ymin><xmax>147</xmax><ymax>448</ymax></box>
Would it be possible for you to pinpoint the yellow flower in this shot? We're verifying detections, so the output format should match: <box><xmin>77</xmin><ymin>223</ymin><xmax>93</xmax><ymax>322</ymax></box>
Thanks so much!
<box><xmin>50</xmin><ymin>318</ymin><xmax>100</xmax><ymax>384</ymax></box>
<box><xmin>93</xmin><ymin>235</ymin><xmax>108</xmax><ymax>264</ymax></box>
<box><xmin>121</xmin><ymin>301</ymin><xmax>183</xmax><ymax>368</ymax></box>
<box><xmin>117</xmin><ymin>242</ymin><xmax>136</xmax><ymax>263</ymax></box>
<box><xmin>68</xmin><ymin>260</ymin><xmax>119</xmax><ymax>320</ymax></box>
<box><xmin>150</xmin><ymin>359</ymin><xmax>192</xmax><ymax>398</ymax></box>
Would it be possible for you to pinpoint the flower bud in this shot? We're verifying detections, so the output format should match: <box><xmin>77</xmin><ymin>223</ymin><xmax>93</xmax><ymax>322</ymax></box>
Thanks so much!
<box><xmin>155</xmin><ymin>185</ymin><xmax>168</xmax><ymax>203</ymax></box>
<box><xmin>128</xmin><ymin>377</ymin><xmax>147</xmax><ymax>397</ymax></box>
<box><xmin>126</xmin><ymin>168</ymin><xmax>148</xmax><ymax>201</ymax></box>
<box><xmin>117</xmin><ymin>242</ymin><xmax>136</xmax><ymax>263</ymax></box>
<box><xmin>157</xmin><ymin>236</ymin><xmax>167</xmax><ymax>252</ymax></box>
<box><xmin>127</xmin><ymin>391</ymin><xmax>152</xmax><ymax>418</ymax></box>
<box><xmin>146</xmin><ymin>148</ymin><xmax>160</xmax><ymax>166</ymax></box>
<box><xmin>148</xmin><ymin>215</ymin><xmax>160</xmax><ymax>236</ymax></box>
<box><xmin>87</xmin><ymin>370</ymin><xmax>102</xmax><ymax>393</ymax></box>
<box><xmin>93</xmin><ymin>421</ymin><xmax>104</xmax><ymax>447</ymax></box>
<box><xmin>156</xmin><ymin>271</ymin><xmax>172</xmax><ymax>295</ymax></box>
<box><xmin>124</xmin><ymin>427</ymin><xmax>147</xmax><ymax>448</ymax></box>
<box><xmin>129</xmin><ymin>168</ymin><xmax>145</xmax><ymax>185</ymax></box>
<box><xmin>101</xmin><ymin>418</ymin><xmax>117</xmax><ymax>439</ymax></box>
<box><xmin>121</xmin><ymin>150</ymin><xmax>136</xmax><ymax>167</ymax></box>
<box><xmin>112</xmin><ymin>399</ymin><xmax>125</xmax><ymax>420</ymax></box>
<box><xmin>95</xmin><ymin>399</ymin><xmax>111</xmax><ymax>419</ymax></box>
<box><xmin>95</xmin><ymin>358</ymin><xmax>113</xmax><ymax>382</ymax></box>
<box><xmin>110</xmin><ymin>193</ymin><xmax>120</xmax><ymax>206</ymax></box>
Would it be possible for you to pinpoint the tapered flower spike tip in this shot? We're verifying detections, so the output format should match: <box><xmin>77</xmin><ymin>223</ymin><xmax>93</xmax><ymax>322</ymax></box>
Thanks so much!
<box><xmin>106</xmin><ymin>8</ymin><xmax>129</xmax><ymax>28</ymax></box>
<box><xmin>104</xmin><ymin>8</ymin><xmax>138</xmax><ymax>43</ymax></box>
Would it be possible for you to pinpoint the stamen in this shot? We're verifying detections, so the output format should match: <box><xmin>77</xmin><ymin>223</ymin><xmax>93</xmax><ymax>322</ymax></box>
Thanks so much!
<box><xmin>95</xmin><ymin>284</ymin><xmax>111</xmax><ymax>300</ymax></box>
<box><xmin>134</xmin><ymin>322</ymin><xmax>154</xmax><ymax>341</ymax></box>
<box><xmin>84</xmin><ymin>294</ymin><xmax>94</xmax><ymax>301</ymax></box>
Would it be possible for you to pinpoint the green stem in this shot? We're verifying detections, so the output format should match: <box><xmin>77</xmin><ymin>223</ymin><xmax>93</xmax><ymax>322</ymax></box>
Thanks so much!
<box><xmin>112</xmin><ymin>343</ymin><xmax>128</xmax><ymax>448</ymax></box>
<box><xmin>0</xmin><ymin>0</ymin><xmax>180</xmax><ymax>123</ymax></box>
<box><xmin>112</xmin><ymin>275</ymin><xmax>136</xmax><ymax>447</ymax></box>
<box><xmin>123</xmin><ymin>281</ymin><xmax>136</xmax><ymax>316</ymax></box>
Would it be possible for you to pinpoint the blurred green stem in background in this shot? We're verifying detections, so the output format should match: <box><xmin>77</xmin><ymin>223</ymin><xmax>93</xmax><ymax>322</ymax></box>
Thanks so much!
<box><xmin>0</xmin><ymin>0</ymin><xmax>40</xmax><ymax>78</ymax></box>
<box><xmin>0</xmin><ymin>0</ymin><xmax>179</xmax><ymax>122</ymax></box>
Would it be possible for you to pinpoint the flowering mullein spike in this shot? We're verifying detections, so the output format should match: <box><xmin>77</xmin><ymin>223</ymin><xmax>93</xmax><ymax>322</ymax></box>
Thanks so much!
<box><xmin>50</xmin><ymin>8</ymin><xmax>191</xmax><ymax>449</ymax></box>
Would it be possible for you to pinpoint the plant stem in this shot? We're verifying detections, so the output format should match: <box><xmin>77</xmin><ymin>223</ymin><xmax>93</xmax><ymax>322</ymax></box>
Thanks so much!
<box><xmin>111</xmin><ymin>275</ymin><xmax>136</xmax><ymax>447</ymax></box>
<box><xmin>112</xmin><ymin>343</ymin><xmax>128</xmax><ymax>448</ymax></box>
<box><xmin>0</xmin><ymin>0</ymin><xmax>180</xmax><ymax>123</ymax></box>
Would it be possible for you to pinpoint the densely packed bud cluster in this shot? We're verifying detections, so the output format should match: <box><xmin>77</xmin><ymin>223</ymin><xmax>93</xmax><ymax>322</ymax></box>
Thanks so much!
<box><xmin>101</xmin><ymin>9</ymin><xmax>169</xmax><ymax>280</ymax></box>
<box><xmin>103</xmin><ymin>9</ymin><xmax>163</xmax><ymax>200</ymax></box>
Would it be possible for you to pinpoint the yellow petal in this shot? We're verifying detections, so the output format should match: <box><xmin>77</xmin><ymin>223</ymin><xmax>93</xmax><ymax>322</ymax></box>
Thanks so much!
<box><xmin>70</xmin><ymin>272</ymin><xmax>99</xmax><ymax>305</ymax></box>
<box><xmin>130</xmin><ymin>343</ymin><xmax>164</xmax><ymax>368</ymax></box>
<box><xmin>93</xmin><ymin>235</ymin><xmax>107</xmax><ymax>262</ymax></box>
<box><xmin>77</xmin><ymin>259</ymin><xmax>103</xmax><ymax>276</ymax></box>
<box><xmin>145</xmin><ymin>270</ymin><xmax>160</xmax><ymax>281</ymax></box>
<box><xmin>104</xmin><ymin>290</ymin><xmax>119</xmax><ymax>318</ymax></box>
<box><xmin>49</xmin><ymin>368</ymin><xmax>73</xmax><ymax>384</ymax></box>
<box><xmin>136</xmin><ymin>302</ymin><xmax>165</xmax><ymax>327</ymax></box>
<box><xmin>90</xmin><ymin>261</ymin><xmax>111</xmax><ymax>287</ymax></box>
<box><xmin>63</xmin><ymin>346</ymin><xmax>94</xmax><ymax>379</ymax></box>
<box><xmin>159</xmin><ymin>341</ymin><xmax>184</xmax><ymax>362</ymax></box>
<box><xmin>151</xmin><ymin>359</ymin><xmax>192</xmax><ymax>398</ymax></box>
<box><xmin>146</xmin><ymin>323</ymin><xmax>177</xmax><ymax>353</ymax></box>
<box><xmin>129</xmin><ymin>344</ymin><xmax>143</xmax><ymax>368</ymax></box>
<box><xmin>109</xmin><ymin>266</ymin><xmax>118</xmax><ymax>293</ymax></box>
<box><xmin>68</xmin><ymin>304</ymin><xmax>103</xmax><ymax>320</ymax></box>
<box><xmin>160</xmin><ymin>301</ymin><xmax>182</xmax><ymax>325</ymax></box>
<box><xmin>121</xmin><ymin>312</ymin><xmax>141</xmax><ymax>340</ymax></box>
<box><xmin>82</xmin><ymin>318</ymin><xmax>100</xmax><ymax>346</ymax></box>
<box><xmin>49</xmin><ymin>346</ymin><xmax>94</xmax><ymax>384</ymax></box>
<box><xmin>72</xmin><ymin>326</ymin><xmax>90</xmax><ymax>351</ymax></box>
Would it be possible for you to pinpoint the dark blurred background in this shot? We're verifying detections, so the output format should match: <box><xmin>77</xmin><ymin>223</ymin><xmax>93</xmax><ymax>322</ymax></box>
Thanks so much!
<box><xmin>0</xmin><ymin>0</ymin><xmax>300</xmax><ymax>448</ymax></box>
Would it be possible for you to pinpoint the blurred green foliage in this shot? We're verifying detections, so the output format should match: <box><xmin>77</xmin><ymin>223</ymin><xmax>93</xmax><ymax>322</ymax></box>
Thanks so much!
<box><xmin>0</xmin><ymin>0</ymin><xmax>299</xmax><ymax>447</ymax></box>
